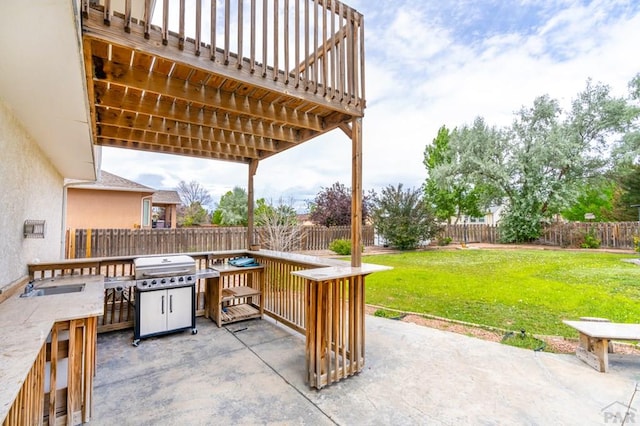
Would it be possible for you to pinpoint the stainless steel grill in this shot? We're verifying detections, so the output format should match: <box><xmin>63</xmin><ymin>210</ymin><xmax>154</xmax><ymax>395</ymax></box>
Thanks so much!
<box><xmin>132</xmin><ymin>255</ymin><xmax>198</xmax><ymax>346</ymax></box>
<box><xmin>134</xmin><ymin>255</ymin><xmax>196</xmax><ymax>291</ymax></box>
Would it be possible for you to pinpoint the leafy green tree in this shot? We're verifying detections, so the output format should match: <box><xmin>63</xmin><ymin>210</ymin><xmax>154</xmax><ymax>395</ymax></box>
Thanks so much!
<box><xmin>435</xmin><ymin>78</ymin><xmax>638</xmax><ymax>242</ymax></box>
<box><xmin>212</xmin><ymin>187</ymin><xmax>248</xmax><ymax>226</ymax></box>
<box><xmin>371</xmin><ymin>183</ymin><xmax>440</xmax><ymax>250</ymax></box>
<box><xmin>562</xmin><ymin>179</ymin><xmax>616</xmax><ymax>222</ymax></box>
<box><xmin>612</xmin><ymin>163</ymin><xmax>640</xmax><ymax>221</ymax></box>
<box><xmin>309</xmin><ymin>182</ymin><xmax>371</xmax><ymax>226</ymax></box>
<box><xmin>179</xmin><ymin>202</ymin><xmax>209</xmax><ymax>227</ymax></box>
<box><xmin>613</xmin><ymin>74</ymin><xmax>640</xmax><ymax>162</ymax></box>
<box><xmin>424</xmin><ymin>125</ymin><xmax>484</xmax><ymax>223</ymax></box>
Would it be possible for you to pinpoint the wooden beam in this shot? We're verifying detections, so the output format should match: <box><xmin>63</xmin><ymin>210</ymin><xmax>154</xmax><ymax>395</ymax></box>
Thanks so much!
<box><xmin>95</xmin><ymin>107</ymin><xmax>289</xmax><ymax>153</ymax></box>
<box><xmin>94</xmin><ymin>61</ymin><xmax>327</xmax><ymax>132</ymax></box>
<box><xmin>94</xmin><ymin>84</ymin><xmax>302</xmax><ymax>144</ymax></box>
<box><xmin>338</xmin><ymin>121</ymin><xmax>352</xmax><ymax>138</ymax></box>
<box><xmin>247</xmin><ymin>159</ymin><xmax>259</xmax><ymax>249</ymax></box>
<box><xmin>96</xmin><ymin>124</ymin><xmax>262</xmax><ymax>158</ymax></box>
<box><xmin>350</xmin><ymin>117</ymin><xmax>362</xmax><ymax>267</ymax></box>
<box><xmin>96</xmin><ymin>137</ymin><xmax>253</xmax><ymax>163</ymax></box>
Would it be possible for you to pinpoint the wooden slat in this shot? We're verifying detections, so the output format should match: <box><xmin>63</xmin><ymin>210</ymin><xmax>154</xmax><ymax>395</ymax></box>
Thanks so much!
<box><xmin>237</xmin><ymin>0</ymin><xmax>243</xmax><ymax>69</ymax></box>
<box><xmin>143</xmin><ymin>0</ymin><xmax>151</xmax><ymax>39</ymax></box>
<box><xmin>162</xmin><ymin>0</ymin><xmax>169</xmax><ymax>45</ymax></box>
<box><xmin>284</xmin><ymin>0</ymin><xmax>290</xmax><ymax>84</ymax></box>
<box><xmin>195</xmin><ymin>0</ymin><xmax>202</xmax><ymax>56</ymax></box>
<box><xmin>303</xmin><ymin>0</ymin><xmax>310</xmax><ymax>88</ymax></box>
<box><xmin>224</xmin><ymin>0</ymin><xmax>230</xmax><ymax>64</ymax></box>
<box><xmin>210</xmin><ymin>0</ymin><xmax>217</xmax><ymax>59</ymax></box>
<box><xmin>178</xmin><ymin>0</ymin><xmax>186</xmax><ymax>50</ymax></box>
<box><xmin>250</xmin><ymin>0</ymin><xmax>256</xmax><ymax>72</ymax></box>
<box><xmin>123</xmin><ymin>0</ymin><xmax>131</xmax><ymax>33</ymax></box>
<box><xmin>313</xmin><ymin>0</ymin><xmax>319</xmax><ymax>92</ymax></box>
<box><xmin>262</xmin><ymin>0</ymin><xmax>268</xmax><ymax>77</ymax></box>
<box><xmin>294</xmin><ymin>0</ymin><xmax>300</xmax><ymax>88</ymax></box>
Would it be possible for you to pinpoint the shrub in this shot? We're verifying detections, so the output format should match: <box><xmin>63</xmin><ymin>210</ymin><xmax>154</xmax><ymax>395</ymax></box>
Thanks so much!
<box><xmin>580</xmin><ymin>229</ymin><xmax>601</xmax><ymax>249</ymax></box>
<box><xmin>329</xmin><ymin>238</ymin><xmax>352</xmax><ymax>255</ymax></box>
<box><xmin>437</xmin><ymin>236</ymin><xmax>452</xmax><ymax>246</ymax></box>
<box><xmin>371</xmin><ymin>184</ymin><xmax>440</xmax><ymax>250</ymax></box>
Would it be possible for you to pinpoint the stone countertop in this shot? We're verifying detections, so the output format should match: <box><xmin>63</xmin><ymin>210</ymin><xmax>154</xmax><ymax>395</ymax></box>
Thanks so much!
<box><xmin>291</xmin><ymin>264</ymin><xmax>392</xmax><ymax>281</ymax></box>
<box><xmin>0</xmin><ymin>274</ymin><xmax>104</xmax><ymax>422</ymax></box>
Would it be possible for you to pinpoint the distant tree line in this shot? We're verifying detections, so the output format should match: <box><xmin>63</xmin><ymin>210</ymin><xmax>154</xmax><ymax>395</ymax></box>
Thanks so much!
<box><xmin>424</xmin><ymin>74</ymin><xmax>640</xmax><ymax>243</ymax></box>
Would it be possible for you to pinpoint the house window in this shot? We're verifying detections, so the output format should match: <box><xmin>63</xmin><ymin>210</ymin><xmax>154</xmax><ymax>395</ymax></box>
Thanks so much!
<box><xmin>469</xmin><ymin>217</ymin><xmax>485</xmax><ymax>223</ymax></box>
<box><xmin>142</xmin><ymin>198</ymin><xmax>151</xmax><ymax>227</ymax></box>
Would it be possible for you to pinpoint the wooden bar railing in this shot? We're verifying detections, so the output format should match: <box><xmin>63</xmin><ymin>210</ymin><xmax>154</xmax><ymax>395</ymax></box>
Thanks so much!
<box><xmin>302</xmin><ymin>274</ymin><xmax>365</xmax><ymax>388</ymax></box>
<box><xmin>3</xmin><ymin>346</ymin><xmax>46</xmax><ymax>425</ymax></box>
<box><xmin>28</xmin><ymin>251</ymin><xmax>333</xmax><ymax>334</ymax></box>
<box><xmin>84</xmin><ymin>0</ymin><xmax>365</xmax><ymax>111</ymax></box>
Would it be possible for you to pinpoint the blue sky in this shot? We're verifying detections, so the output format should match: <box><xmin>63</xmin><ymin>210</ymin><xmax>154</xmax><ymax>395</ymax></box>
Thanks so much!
<box><xmin>102</xmin><ymin>0</ymin><xmax>640</xmax><ymax>210</ymax></box>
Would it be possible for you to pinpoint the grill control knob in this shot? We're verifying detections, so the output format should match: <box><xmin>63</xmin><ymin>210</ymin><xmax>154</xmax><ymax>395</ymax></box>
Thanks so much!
<box><xmin>141</xmin><ymin>280</ymin><xmax>147</xmax><ymax>286</ymax></box>
<box><xmin>151</xmin><ymin>280</ymin><xmax>157</xmax><ymax>285</ymax></box>
<box><xmin>186</xmin><ymin>276</ymin><xmax>193</xmax><ymax>281</ymax></box>
<box><xmin>178</xmin><ymin>277</ymin><xmax>184</xmax><ymax>282</ymax></box>
<box><xmin>170</xmin><ymin>277</ymin><xmax>176</xmax><ymax>283</ymax></box>
<box><xmin>161</xmin><ymin>278</ymin><xmax>166</xmax><ymax>284</ymax></box>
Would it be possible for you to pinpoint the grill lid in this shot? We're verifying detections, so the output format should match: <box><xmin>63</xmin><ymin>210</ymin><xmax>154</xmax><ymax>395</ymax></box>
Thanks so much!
<box><xmin>134</xmin><ymin>255</ymin><xmax>196</xmax><ymax>279</ymax></box>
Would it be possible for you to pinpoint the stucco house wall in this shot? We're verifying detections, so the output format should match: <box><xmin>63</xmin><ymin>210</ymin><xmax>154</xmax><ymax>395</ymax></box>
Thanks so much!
<box><xmin>67</xmin><ymin>188</ymin><xmax>150</xmax><ymax>229</ymax></box>
<box><xmin>0</xmin><ymin>101</ymin><xmax>64</xmax><ymax>287</ymax></box>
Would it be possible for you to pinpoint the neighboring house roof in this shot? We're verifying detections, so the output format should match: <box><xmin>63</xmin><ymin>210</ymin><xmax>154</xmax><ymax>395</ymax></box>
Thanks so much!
<box><xmin>297</xmin><ymin>213</ymin><xmax>315</xmax><ymax>225</ymax></box>
<box><xmin>152</xmin><ymin>190</ymin><xmax>182</xmax><ymax>205</ymax></box>
<box><xmin>68</xmin><ymin>170</ymin><xmax>155</xmax><ymax>193</ymax></box>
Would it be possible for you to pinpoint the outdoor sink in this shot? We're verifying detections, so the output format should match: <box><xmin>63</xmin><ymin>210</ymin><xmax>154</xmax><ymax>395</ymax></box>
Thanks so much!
<box><xmin>21</xmin><ymin>283</ymin><xmax>86</xmax><ymax>297</ymax></box>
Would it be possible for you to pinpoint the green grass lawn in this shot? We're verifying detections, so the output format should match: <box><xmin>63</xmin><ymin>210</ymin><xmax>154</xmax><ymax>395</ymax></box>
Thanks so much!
<box><xmin>361</xmin><ymin>249</ymin><xmax>640</xmax><ymax>337</ymax></box>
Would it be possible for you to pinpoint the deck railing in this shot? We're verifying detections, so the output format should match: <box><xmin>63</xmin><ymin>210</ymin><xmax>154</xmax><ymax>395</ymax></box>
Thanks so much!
<box><xmin>82</xmin><ymin>0</ymin><xmax>365</xmax><ymax>111</ymax></box>
<box><xmin>28</xmin><ymin>250</ymin><xmax>333</xmax><ymax>334</ymax></box>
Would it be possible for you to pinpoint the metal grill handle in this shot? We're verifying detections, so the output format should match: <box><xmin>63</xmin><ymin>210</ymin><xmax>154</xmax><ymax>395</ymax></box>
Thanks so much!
<box><xmin>142</xmin><ymin>269</ymin><xmax>192</xmax><ymax>277</ymax></box>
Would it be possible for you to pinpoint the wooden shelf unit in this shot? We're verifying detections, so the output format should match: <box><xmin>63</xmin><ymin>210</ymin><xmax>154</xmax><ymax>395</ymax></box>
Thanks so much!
<box><xmin>206</xmin><ymin>264</ymin><xmax>265</xmax><ymax>327</ymax></box>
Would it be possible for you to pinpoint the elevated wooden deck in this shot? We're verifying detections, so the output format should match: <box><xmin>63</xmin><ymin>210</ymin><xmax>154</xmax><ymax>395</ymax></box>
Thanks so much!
<box><xmin>81</xmin><ymin>0</ymin><xmax>365</xmax><ymax>164</ymax></box>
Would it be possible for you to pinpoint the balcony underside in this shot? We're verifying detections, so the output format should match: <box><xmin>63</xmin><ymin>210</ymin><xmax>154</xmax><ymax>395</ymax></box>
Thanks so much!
<box><xmin>82</xmin><ymin>5</ymin><xmax>365</xmax><ymax>164</ymax></box>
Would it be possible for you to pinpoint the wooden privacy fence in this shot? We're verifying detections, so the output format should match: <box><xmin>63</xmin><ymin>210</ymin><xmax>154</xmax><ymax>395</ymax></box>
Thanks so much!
<box><xmin>538</xmin><ymin>222</ymin><xmax>640</xmax><ymax>249</ymax></box>
<box><xmin>439</xmin><ymin>222</ymin><xmax>640</xmax><ymax>249</ymax></box>
<box><xmin>299</xmin><ymin>225</ymin><xmax>374</xmax><ymax>250</ymax></box>
<box><xmin>66</xmin><ymin>225</ymin><xmax>375</xmax><ymax>258</ymax></box>
<box><xmin>439</xmin><ymin>224</ymin><xmax>500</xmax><ymax>244</ymax></box>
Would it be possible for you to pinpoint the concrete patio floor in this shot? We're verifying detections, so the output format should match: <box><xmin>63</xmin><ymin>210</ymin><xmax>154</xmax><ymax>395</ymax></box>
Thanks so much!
<box><xmin>93</xmin><ymin>315</ymin><xmax>640</xmax><ymax>425</ymax></box>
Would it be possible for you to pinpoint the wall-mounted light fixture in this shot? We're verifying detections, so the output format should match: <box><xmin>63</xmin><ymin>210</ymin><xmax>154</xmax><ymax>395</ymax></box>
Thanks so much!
<box><xmin>24</xmin><ymin>220</ymin><xmax>45</xmax><ymax>238</ymax></box>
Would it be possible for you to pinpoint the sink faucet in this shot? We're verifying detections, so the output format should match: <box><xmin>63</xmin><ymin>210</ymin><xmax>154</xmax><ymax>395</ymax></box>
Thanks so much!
<box><xmin>21</xmin><ymin>281</ymin><xmax>35</xmax><ymax>297</ymax></box>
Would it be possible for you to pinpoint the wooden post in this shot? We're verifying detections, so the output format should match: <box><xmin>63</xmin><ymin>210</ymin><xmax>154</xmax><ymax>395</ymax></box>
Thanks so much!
<box><xmin>351</xmin><ymin>117</ymin><xmax>362</xmax><ymax>267</ymax></box>
<box><xmin>247</xmin><ymin>160</ymin><xmax>259</xmax><ymax>249</ymax></box>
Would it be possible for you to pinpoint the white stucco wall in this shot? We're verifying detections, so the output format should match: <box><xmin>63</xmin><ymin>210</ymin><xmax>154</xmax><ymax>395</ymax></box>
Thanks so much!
<box><xmin>0</xmin><ymin>100</ymin><xmax>64</xmax><ymax>287</ymax></box>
